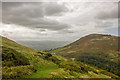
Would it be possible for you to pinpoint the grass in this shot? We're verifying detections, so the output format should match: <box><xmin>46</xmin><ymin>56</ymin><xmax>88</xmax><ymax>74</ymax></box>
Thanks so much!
<box><xmin>26</xmin><ymin>66</ymin><xmax>59</xmax><ymax>78</ymax></box>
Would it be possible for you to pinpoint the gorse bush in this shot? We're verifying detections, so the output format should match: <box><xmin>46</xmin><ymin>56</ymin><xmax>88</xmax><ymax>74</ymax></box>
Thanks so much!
<box><xmin>59</xmin><ymin>61</ymin><xmax>86</xmax><ymax>73</ymax></box>
<box><xmin>49</xmin><ymin>56</ymin><xmax>61</xmax><ymax>64</ymax></box>
<box><xmin>2</xmin><ymin>46</ymin><xmax>30</xmax><ymax>67</ymax></box>
<box><xmin>36</xmin><ymin>52</ymin><xmax>62</xmax><ymax>65</ymax></box>
<box><xmin>45</xmin><ymin>53</ymin><xmax>61</xmax><ymax>64</ymax></box>
<box><xmin>2</xmin><ymin>46</ymin><xmax>36</xmax><ymax>78</ymax></box>
<box><xmin>2</xmin><ymin>65</ymin><xmax>36</xmax><ymax>78</ymax></box>
<box><xmin>50</xmin><ymin>68</ymin><xmax>74</xmax><ymax>78</ymax></box>
<box><xmin>44</xmin><ymin>53</ymin><xmax>52</xmax><ymax>59</ymax></box>
<box><xmin>37</xmin><ymin>51</ymin><xmax>45</xmax><ymax>55</ymax></box>
<box><xmin>76</xmin><ymin>61</ymin><xmax>98</xmax><ymax>74</ymax></box>
<box><xmin>100</xmin><ymin>70</ymin><xmax>119</xmax><ymax>79</ymax></box>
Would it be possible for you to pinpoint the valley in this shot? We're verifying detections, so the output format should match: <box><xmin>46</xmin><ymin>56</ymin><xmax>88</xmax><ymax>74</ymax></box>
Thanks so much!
<box><xmin>1</xmin><ymin>34</ymin><xmax>120</xmax><ymax>79</ymax></box>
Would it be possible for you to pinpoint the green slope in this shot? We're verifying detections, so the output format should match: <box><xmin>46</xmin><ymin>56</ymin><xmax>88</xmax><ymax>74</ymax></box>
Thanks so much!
<box><xmin>1</xmin><ymin>35</ymin><xmax>119</xmax><ymax>79</ymax></box>
<box><xmin>50</xmin><ymin>34</ymin><xmax>120</xmax><ymax>77</ymax></box>
<box><xmin>1</xmin><ymin>36</ymin><xmax>57</xmax><ymax>78</ymax></box>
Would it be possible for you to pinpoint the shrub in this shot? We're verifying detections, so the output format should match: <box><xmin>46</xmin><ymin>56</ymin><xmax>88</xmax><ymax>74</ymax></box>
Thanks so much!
<box><xmin>2</xmin><ymin>46</ymin><xmax>30</xmax><ymax>67</ymax></box>
<box><xmin>59</xmin><ymin>62</ymin><xmax>85</xmax><ymax>73</ymax></box>
<box><xmin>2</xmin><ymin>65</ymin><xmax>36</xmax><ymax>79</ymax></box>
<box><xmin>37</xmin><ymin>51</ymin><xmax>44</xmax><ymax>55</ymax></box>
<box><xmin>42</xmin><ymin>53</ymin><xmax>61</xmax><ymax>64</ymax></box>
<box><xmin>100</xmin><ymin>70</ymin><xmax>119</xmax><ymax>79</ymax></box>
<box><xmin>44</xmin><ymin>53</ymin><xmax>52</xmax><ymax>58</ymax></box>
<box><xmin>49</xmin><ymin>56</ymin><xmax>61</xmax><ymax>64</ymax></box>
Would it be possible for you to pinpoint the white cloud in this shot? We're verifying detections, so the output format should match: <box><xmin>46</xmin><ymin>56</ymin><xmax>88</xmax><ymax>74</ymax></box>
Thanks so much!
<box><xmin>1</xmin><ymin>1</ymin><xmax>118</xmax><ymax>41</ymax></box>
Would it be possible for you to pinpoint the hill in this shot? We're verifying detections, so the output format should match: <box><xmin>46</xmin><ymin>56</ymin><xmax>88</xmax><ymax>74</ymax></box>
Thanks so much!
<box><xmin>1</xmin><ymin>36</ymin><xmax>58</xmax><ymax>78</ymax></box>
<box><xmin>50</xmin><ymin>34</ymin><xmax>120</xmax><ymax>76</ymax></box>
<box><xmin>1</xmin><ymin>35</ymin><xmax>119</xmax><ymax>79</ymax></box>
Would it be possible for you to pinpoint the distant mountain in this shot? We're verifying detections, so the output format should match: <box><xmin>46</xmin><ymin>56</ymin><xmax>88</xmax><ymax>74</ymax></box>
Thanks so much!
<box><xmin>50</xmin><ymin>34</ymin><xmax>120</xmax><ymax>76</ymax></box>
<box><xmin>17</xmin><ymin>40</ymin><xmax>69</xmax><ymax>51</ymax></box>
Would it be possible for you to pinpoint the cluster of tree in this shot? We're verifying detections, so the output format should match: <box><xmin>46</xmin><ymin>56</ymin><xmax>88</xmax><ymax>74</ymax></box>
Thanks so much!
<box><xmin>76</xmin><ymin>55</ymin><xmax>120</xmax><ymax>76</ymax></box>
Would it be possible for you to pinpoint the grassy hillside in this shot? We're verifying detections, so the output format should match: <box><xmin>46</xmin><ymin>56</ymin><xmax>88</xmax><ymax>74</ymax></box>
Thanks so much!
<box><xmin>1</xmin><ymin>36</ymin><xmax>57</xmax><ymax>78</ymax></box>
<box><xmin>50</xmin><ymin>34</ymin><xmax>120</xmax><ymax>77</ymax></box>
<box><xmin>1</xmin><ymin>35</ymin><xmax>119</xmax><ymax>79</ymax></box>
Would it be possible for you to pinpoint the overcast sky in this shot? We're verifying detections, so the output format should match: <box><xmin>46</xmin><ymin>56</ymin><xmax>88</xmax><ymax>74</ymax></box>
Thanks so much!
<box><xmin>0</xmin><ymin>0</ymin><xmax>119</xmax><ymax>41</ymax></box>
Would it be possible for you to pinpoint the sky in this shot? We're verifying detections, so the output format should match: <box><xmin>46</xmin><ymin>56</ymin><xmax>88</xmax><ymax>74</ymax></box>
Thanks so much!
<box><xmin>0</xmin><ymin>0</ymin><xmax>119</xmax><ymax>42</ymax></box>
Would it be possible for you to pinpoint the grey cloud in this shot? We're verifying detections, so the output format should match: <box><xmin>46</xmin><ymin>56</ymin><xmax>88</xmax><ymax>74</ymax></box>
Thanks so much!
<box><xmin>118</xmin><ymin>2</ymin><xmax>120</xmax><ymax>27</ymax></box>
<box><xmin>44</xmin><ymin>3</ymin><xmax>68</xmax><ymax>16</ymax></box>
<box><xmin>58</xmin><ymin>29</ymin><xmax>76</xmax><ymax>34</ymax></box>
<box><xmin>2</xmin><ymin>2</ymin><xmax>44</xmax><ymax>23</ymax></box>
<box><xmin>2</xmin><ymin>30</ymin><xmax>13</xmax><ymax>36</ymax></box>
<box><xmin>65</xmin><ymin>30</ymin><xmax>75</xmax><ymax>33</ymax></box>
<box><xmin>38</xmin><ymin>23</ymin><xmax>70</xmax><ymax>30</ymax></box>
<box><xmin>38</xmin><ymin>29</ymin><xmax>46</xmax><ymax>32</ymax></box>
<box><xmin>2</xmin><ymin>2</ymin><xmax>69</xmax><ymax>31</ymax></box>
<box><xmin>118</xmin><ymin>2</ymin><xmax>120</xmax><ymax>17</ymax></box>
<box><xmin>95</xmin><ymin>5</ymin><xmax>118</xmax><ymax>20</ymax></box>
<box><xmin>95</xmin><ymin>20</ymin><xmax>116</xmax><ymax>28</ymax></box>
